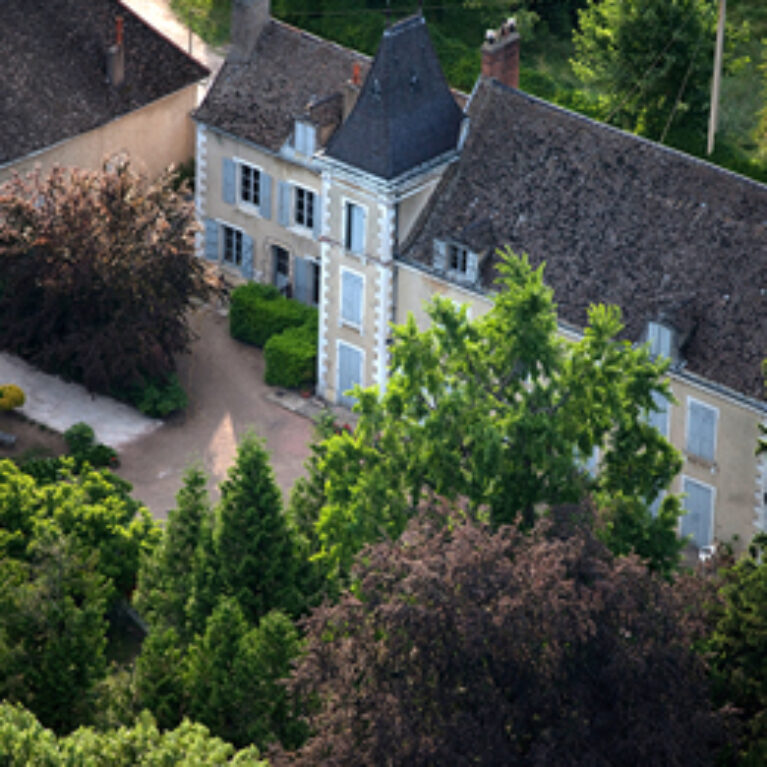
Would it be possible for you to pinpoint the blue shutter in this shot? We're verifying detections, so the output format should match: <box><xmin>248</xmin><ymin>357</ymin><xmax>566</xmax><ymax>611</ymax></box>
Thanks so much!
<box><xmin>278</xmin><ymin>181</ymin><xmax>291</xmax><ymax>227</ymax></box>
<box><xmin>687</xmin><ymin>402</ymin><xmax>716</xmax><ymax>461</ymax></box>
<box><xmin>222</xmin><ymin>158</ymin><xmax>236</xmax><ymax>205</ymax></box>
<box><xmin>312</xmin><ymin>193</ymin><xmax>321</xmax><ymax>239</ymax></box>
<box><xmin>681</xmin><ymin>479</ymin><xmax>713</xmax><ymax>548</ymax></box>
<box><xmin>466</xmin><ymin>250</ymin><xmax>479</xmax><ymax>282</ymax></box>
<box><xmin>342</xmin><ymin>271</ymin><xmax>363</xmax><ymax>326</ymax></box>
<box><xmin>338</xmin><ymin>343</ymin><xmax>362</xmax><ymax>407</ymax></box>
<box><xmin>433</xmin><ymin>240</ymin><xmax>447</xmax><ymax>271</ymax></box>
<box><xmin>648</xmin><ymin>322</ymin><xmax>672</xmax><ymax>359</ymax></box>
<box><xmin>241</xmin><ymin>234</ymin><xmax>254</xmax><ymax>280</ymax></box>
<box><xmin>204</xmin><ymin>219</ymin><xmax>219</xmax><ymax>261</ymax></box>
<box><xmin>259</xmin><ymin>173</ymin><xmax>272</xmax><ymax>220</ymax></box>
<box><xmin>647</xmin><ymin>390</ymin><xmax>669</xmax><ymax>437</ymax></box>
<box><xmin>351</xmin><ymin>205</ymin><xmax>365</xmax><ymax>254</ymax></box>
<box><xmin>294</xmin><ymin>257</ymin><xmax>311</xmax><ymax>305</ymax></box>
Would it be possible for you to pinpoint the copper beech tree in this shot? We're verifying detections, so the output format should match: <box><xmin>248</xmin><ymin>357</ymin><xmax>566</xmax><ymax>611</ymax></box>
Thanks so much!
<box><xmin>0</xmin><ymin>160</ymin><xmax>207</xmax><ymax>395</ymax></box>
<box><xmin>280</xmin><ymin>505</ymin><xmax>730</xmax><ymax>766</ymax></box>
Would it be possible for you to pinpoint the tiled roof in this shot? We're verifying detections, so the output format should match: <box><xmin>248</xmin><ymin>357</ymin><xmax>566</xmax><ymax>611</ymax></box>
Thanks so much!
<box><xmin>403</xmin><ymin>78</ymin><xmax>767</xmax><ymax>401</ymax></box>
<box><xmin>0</xmin><ymin>0</ymin><xmax>208</xmax><ymax>166</ymax></box>
<box><xmin>194</xmin><ymin>20</ymin><xmax>369</xmax><ymax>151</ymax></box>
<box><xmin>325</xmin><ymin>15</ymin><xmax>463</xmax><ymax>179</ymax></box>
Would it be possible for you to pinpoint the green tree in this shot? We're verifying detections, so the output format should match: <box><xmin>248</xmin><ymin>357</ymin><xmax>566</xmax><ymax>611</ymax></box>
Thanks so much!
<box><xmin>0</xmin><ymin>544</ymin><xmax>108</xmax><ymax>733</ymax></box>
<box><xmin>135</xmin><ymin>466</ymin><xmax>214</xmax><ymax>642</ymax></box>
<box><xmin>304</xmin><ymin>248</ymin><xmax>681</xmax><ymax>581</ymax></box>
<box><xmin>572</xmin><ymin>0</ymin><xmax>715</xmax><ymax>139</ymax></box>
<box><xmin>184</xmin><ymin>597</ymin><xmax>303</xmax><ymax>749</ymax></box>
<box><xmin>0</xmin><ymin>703</ymin><xmax>267</xmax><ymax>766</ymax></box>
<box><xmin>708</xmin><ymin>533</ymin><xmax>767</xmax><ymax>764</ymax></box>
<box><xmin>0</xmin><ymin>160</ymin><xmax>207</xmax><ymax>398</ymax></box>
<box><xmin>214</xmin><ymin>433</ymin><xmax>300</xmax><ymax>622</ymax></box>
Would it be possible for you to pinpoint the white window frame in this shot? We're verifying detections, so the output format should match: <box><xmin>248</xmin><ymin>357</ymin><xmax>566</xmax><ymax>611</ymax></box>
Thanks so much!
<box><xmin>685</xmin><ymin>396</ymin><xmax>718</xmax><ymax>463</ymax></box>
<box><xmin>222</xmin><ymin>223</ymin><xmax>244</xmax><ymax>267</ymax></box>
<box><xmin>340</xmin><ymin>266</ymin><xmax>364</xmax><ymax>330</ymax></box>
<box><xmin>647</xmin><ymin>321</ymin><xmax>673</xmax><ymax>360</ymax></box>
<box><xmin>294</xmin><ymin>121</ymin><xmax>316</xmax><ymax>156</ymax></box>
<box><xmin>337</xmin><ymin>340</ymin><xmax>364</xmax><ymax>407</ymax></box>
<box><xmin>680</xmin><ymin>475</ymin><xmax>716</xmax><ymax>548</ymax></box>
<box><xmin>236</xmin><ymin>159</ymin><xmax>261</xmax><ymax>211</ymax></box>
<box><xmin>448</xmin><ymin>243</ymin><xmax>469</xmax><ymax>273</ymax></box>
<box><xmin>294</xmin><ymin>185</ymin><xmax>315</xmax><ymax>230</ymax></box>
<box><xmin>344</xmin><ymin>200</ymin><xmax>366</xmax><ymax>255</ymax></box>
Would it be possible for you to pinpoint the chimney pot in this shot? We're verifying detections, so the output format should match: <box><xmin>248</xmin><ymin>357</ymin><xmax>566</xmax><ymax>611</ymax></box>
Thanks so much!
<box><xmin>481</xmin><ymin>20</ymin><xmax>520</xmax><ymax>89</ymax></box>
<box><xmin>116</xmin><ymin>15</ymin><xmax>124</xmax><ymax>47</ymax></box>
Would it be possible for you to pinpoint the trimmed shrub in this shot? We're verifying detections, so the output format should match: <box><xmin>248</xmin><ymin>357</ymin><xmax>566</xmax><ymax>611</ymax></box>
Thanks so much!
<box><xmin>230</xmin><ymin>283</ymin><xmax>314</xmax><ymax>347</ymax></box>
<box><xmin>64</xmin><ymin>421</ymin><xmax>118</xmax><ymax>469</ymax></box>
<box><xmin>131</xmin><ymin>373</ymin><xmax>188</xmax><ymax>418</ymax></box>
<box><xmin>264</xmin><ymin>324</ymin><xmax>317</xmax><ymax>389</ymax></box>
<box><xmin>0</xmin><ymin>384</ymin><xmax>25</xmax><ymax>410</ymax></box>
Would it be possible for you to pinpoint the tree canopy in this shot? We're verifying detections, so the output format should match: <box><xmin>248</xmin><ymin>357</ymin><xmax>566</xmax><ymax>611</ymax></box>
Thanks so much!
<box><xmin>571</xmin><ymin>0</ymin><xmax>715</xmax><ymax>140</ymax></box>
<box><xmin>282</xmin><ymin>508</ymin><xmax>727</xmax><ymax>766</ymax></box>
<box><xmin>294</xmin><ymin>248</ymin><xmax>682</xmax><ymax>583</ymax></box>
<box><xmin>0</xmin><ymin>160</ymin><xmax>207</xmax><ymax>397</ymax></box>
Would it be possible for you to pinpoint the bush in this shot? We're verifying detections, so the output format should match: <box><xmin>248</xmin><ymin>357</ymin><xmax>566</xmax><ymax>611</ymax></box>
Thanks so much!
<box><xmin>64</xmin><ymin>422</ymin><xmax>118</xmax><ymax>469</ymax></box>
<box><xmin>0</xmin><ymin>384</ymin><xmax>25</xmax><ymax>410</ymax></box>
<box><xmin>129</xmin><ymin>373</ymin><xmax>188</xmax><ymax>418</ymax></box>
<box><xmin>264</xmin><ymin>324</ymin><xmax>317</xmax><ymax>389</ymax></box>
<box><xmin>230</xmin><ymin>283</ymin><xmax>315</xmax><ymax>348</ymax></box>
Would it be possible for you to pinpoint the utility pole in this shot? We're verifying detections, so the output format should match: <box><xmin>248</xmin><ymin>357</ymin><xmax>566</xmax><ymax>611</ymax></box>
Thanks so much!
<box><xmin>707</xmin><ymin>0</ymin><xmax>726</xmax><ymax>155</ymax></box>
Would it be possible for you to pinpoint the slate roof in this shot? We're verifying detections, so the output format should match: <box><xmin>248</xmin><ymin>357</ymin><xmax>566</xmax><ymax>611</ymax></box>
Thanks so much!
<box><xmin>325</xmin><ymin>15</ymin><xmax>464</xmax><ymax>179</ymax></box>
<box><xmin>0</xmin><ymin>0</ymin><xmax>208</xmax><ymax>167</ymax></box>
<box><xmin>194</xmin><ymin>20</ymin><xmax>370</xmax><ymax>151</ymax></box>
<box><xmin>403</xmin><ymin>78</ymin><xmax>767</xmax><ymax>401</ymax></box>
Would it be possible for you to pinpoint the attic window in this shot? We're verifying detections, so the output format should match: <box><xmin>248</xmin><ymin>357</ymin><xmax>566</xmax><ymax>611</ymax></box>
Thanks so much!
<box><xmin>646</xmin><ymin>321</ymin><xmax>673</xmax><ymax>360</ymax></box>
<box><xmin>449</xmin><ymin>244</ymin><xmax>468</xmax><ymax>273</ymax></box>
<box><xmin>294</xmin><ymin>121</ymin><xmax>316</xmax><ymax>156</ymax></box>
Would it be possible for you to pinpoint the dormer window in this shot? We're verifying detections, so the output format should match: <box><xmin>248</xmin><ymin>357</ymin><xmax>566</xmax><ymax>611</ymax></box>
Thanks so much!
<box><xmin>294</xmin><ymin>120</ymin><xmax>316</xmax><ymax>156</ymax></box>
<box><xmin>449</xmin><ymin>244</ymin><xmax>468</xmax><ymax>273</ymax></box>
<box><xmin>646</xmin><ymin>320</ymin><xmax>673</xmax><ymax>360</ymax></box>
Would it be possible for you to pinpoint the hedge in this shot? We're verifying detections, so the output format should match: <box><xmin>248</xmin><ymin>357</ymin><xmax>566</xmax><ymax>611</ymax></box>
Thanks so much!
<box><xmin>264</xmin><ymin>324</ymin><xmax>317</xmax><ymax>389</ymax></box>
<box><xmin>229</xmin><ymin>282</ymin><xmax>315</xmax><ymax>347</ymax></box>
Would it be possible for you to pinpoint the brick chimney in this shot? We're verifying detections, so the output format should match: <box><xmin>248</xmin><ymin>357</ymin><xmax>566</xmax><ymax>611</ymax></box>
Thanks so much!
<box><xmin>342</xmin><ymin>61</ymin><xmax>362</xmax><ymax>120</ymax></box>
<box><xmin>107</xmin><ymin>15</ymin><xmax>125</xmax><ymax>87</ymax></box>
<box><xmin>230</xmin><ymin>0</ymin><xmax>270</xmax><ymax>63</ymax></box>
<box><xmin>481</xmin><ymin>17</ymin><xmax>519</xmax><ymax>89</ymax></box>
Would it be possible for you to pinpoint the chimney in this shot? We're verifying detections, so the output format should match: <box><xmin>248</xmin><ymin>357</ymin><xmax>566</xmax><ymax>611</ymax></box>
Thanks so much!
<box><xmin>107</xmin><ymin>15</ymin><xmax>125</xmax><ymax>87</ymax></box>
<box><xmin>342</xmin><ymin>61</ymin><xmax>362</xmax><ymax>120</ymax></box>
<box><xmin>230</xmin><ymin>0</ymin><xmax>270</xmax><ymax>63</ymax></box>
<box><xmin>481</xmin><ymin>17</ymin><xmax>520</xmax><ymax>89</ymax></box>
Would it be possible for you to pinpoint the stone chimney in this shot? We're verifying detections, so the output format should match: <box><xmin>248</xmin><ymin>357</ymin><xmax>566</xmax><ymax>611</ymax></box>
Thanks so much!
<box><xmin>342</xmin><ymin>61</ymin><xmax>362</xmax><ymax>120</ymax></box>
<box><xmin>481</xmin><ymin>17</ymin><xmax>519</xmax><ymax>89</ymax></box>
<box><xmin>106</xmin><ymin>15</ymin><xmax>125</xmax><ymax>87</ymax></box>
<box><xmin>230</xmin><ymin>0</ymin><xmax>270</xmax><ymax>63</ymax></box>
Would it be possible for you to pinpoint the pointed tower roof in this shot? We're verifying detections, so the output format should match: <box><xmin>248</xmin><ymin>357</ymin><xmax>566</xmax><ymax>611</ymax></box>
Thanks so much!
<box><xmin>324</xmin><ymin>15</ymin><xmax>463</xmax><ymax>180</ymax></box>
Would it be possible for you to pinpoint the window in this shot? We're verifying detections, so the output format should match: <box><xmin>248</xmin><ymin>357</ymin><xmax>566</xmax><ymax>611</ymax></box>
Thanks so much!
<box><xmin>338</xmin><ymin>342</ymin><xmax>363</xmax><ymax>407</ymax></box>
<box><xmin>345</xmin><ymin>202</ymin><xmax>365</xmax><ymax>254</ymax></box>
<box><xmin>449</xmin><ymin>244</ymin><xmax>468</xmax><ymax>272</ymax></box>
<box><xmin>294</xmin><ymin>121</ymin><xmax>316</xmax><ymax>156</ymax></box>
<box><xmin>240</xmin><ymin>163</ymin><xmax>260</xmax><ymax>207</ymax></box>
<box><xmin>223</xmin><ymin>225</ymin><xmax>243</xmax><ymax>266</ymax></box>
<box><xmin>295</xmin><ymin>187</ymin><xmax>315</xmax><ymax>229</ymax></box>
<box><xmin>681</xmin><ymin>477</ymin><xmax>714</xmax><ymax>548</ymax></box>
<box><xmin>341</xmin><ymin>269</ymin><xmax>363</xmax><ymax>327</ymax></box>
<box><xmin>647</xmin><ymin>321</ymin><xmax>673</xmax><ymax>360</ymax></box>
<box><xmin>686</xmin><ymin>398</ymin><xmax>717</xmax><ymax>462</ymax></box>
<box><xmin>272</xmin><ymin>245</ymin><xmax>290</xmax><ymax>293</ymax></box>
<box><xmin>647</xmin><ymin>389</ymin><xmax>670</xmax><ymax>438</ymax></box>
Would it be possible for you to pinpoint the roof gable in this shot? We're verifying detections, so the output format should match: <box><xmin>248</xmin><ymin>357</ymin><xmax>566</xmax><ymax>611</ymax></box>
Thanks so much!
<box><xmin>324</xmin><ymin>15</ymin><xmax>463</xmax><ymax>179</ymax></box>
<box><xmin>404</xmin><ymin>78</ymin><xmax>767</xmax><ymax>401</ymax></box>
<box><xmin>0</xmin><ymin>0</ymin><xmax>208</xmax><ymax>166</ymax></box>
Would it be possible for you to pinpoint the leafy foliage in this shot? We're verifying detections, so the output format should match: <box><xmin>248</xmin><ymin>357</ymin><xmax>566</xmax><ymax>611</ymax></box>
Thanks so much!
<box><xmin>282</xmin><ymin>509</ymin><xmax>726</xmax><ymax>766</ymax></box>
<box><xmin>264</xmin><ymin>323</ymin><xmax>317</xmax><ymax>389</ymax></box>
<box><xmin>0</xmin><ymin>384</ymin><xmax>25</xmax><ymax>410</ymax></box>
<box><xmin>707</xmin><ymin>533</ymin><xmax>767</xmax><ymax>764</ymax></box>
<box><xmin>0</xmin><ymin>703</ymin><xmax>267</xmax><ymax>766</ymax></box>
<box><xmin>571</xmin><ymin>0</ymin><xmax>715</xmax><ymax>139</ymax></box>
<box><xmin>0</xmin><ymin>160</ymin><xmax>207</xmax><ymax>397</ymax></box>
<box><xmin>294</xmin><ymin>248</ymin><xmax>681</xmax><ymax>582</ymax></box>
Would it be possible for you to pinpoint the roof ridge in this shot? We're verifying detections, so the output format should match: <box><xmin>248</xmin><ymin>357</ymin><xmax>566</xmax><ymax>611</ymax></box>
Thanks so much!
<box><xmin>269</xmin><ymin>17</ymin><xmax>371</xmax><ymax>62</ymax></box>
<box><xmin>485</xmin><ymin>77</ymin><xmax>767</xmax><ymax>194</ymax></box>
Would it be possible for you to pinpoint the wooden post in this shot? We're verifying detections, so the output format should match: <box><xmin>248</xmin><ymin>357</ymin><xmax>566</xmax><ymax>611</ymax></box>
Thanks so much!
<box><xmin>707</xmin><ymin>0</ymin><xmax>726</xmax><ymax>156</ymax></box>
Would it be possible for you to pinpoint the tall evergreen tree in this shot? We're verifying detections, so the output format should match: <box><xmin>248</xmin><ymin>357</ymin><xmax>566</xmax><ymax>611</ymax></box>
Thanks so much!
<box><xmin>214</xmin><ymin>433</ymin><xmax>300</xmax><ymax>622</ymax></box>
